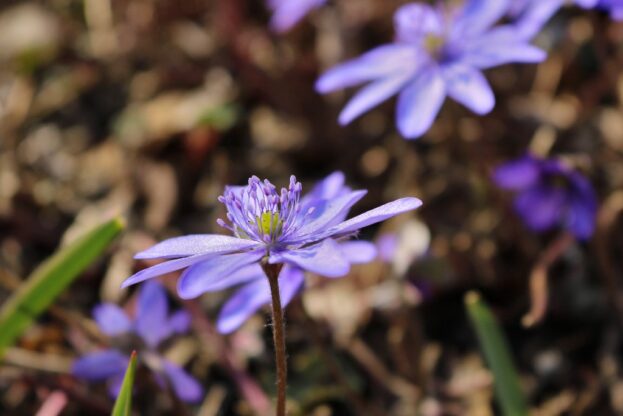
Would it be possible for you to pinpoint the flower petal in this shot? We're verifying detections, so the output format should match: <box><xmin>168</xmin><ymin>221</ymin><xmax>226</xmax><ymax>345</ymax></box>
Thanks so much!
<box><xmin>493</xmin><ymin>155</ymin><xmax>540</xmax><ymax>190</ymax></box>
<box><xmin>134</xmin><ymin>235</ymin><xmax>258</xmax><ymax>260</ymax></box>
<box><xmin>512</xmin><ymin>0</ymin><xmax>563</xmax><ymax>40</ymax></box>
<box><xmin>217</xmin><ymin>265</ymin><xmax>304</xmax><ymax>334</ymax></box>
<box><xmin>302</xmin><ymin>171</ymin><xmax>348</xmax><ymax>205</ymax></box>
<box><xmin>315</xmin><ymin>44</ymin><xmax>420</xmax><ymax>93</ymax></box>
<box><xmin>326</xmin><ymin>197</ymin><xmax>423</xmax><ymax>237</ymax></box>
<box><xmin>565</xmin><ymin>195</ymin><xmax>596</xmax><ymax>240</ymax></box>
<box><xmin>338</xmin><ymin>73</ymin><xmax>413</xmax><ymax>125</ymax></box>
<box><xmin>462</xmin><ymin>27</ymin><xmax>546</xmax><ymax>69</ymax></box>
<box><xmin>177</xmin><ymin>250</ymin><xmax>265</xmax><ymax>299</ymax></box>
<box><xmin>123</xmin><ymin>251</ymin><xmax>239</xmax><ymax>288</ymax></box>
<box><xmin>135</xmin><ymin>281</ymin><xmax>170</xmax><ymax>348</ymax></box>
<box><xmin>72</xmin><ymin>349</ymin><xmax>127</xmax><ymax>381</ymax></box>
<box><xmin>289</xmin><ymin>190</ymin><xmax>367</xmax><ymax>241</ymax></box>
<box><xmin>377</xmin><ymin>234</ymin><xmax>398</xmax><ymax>262</ymax></box>
<box><xmin>576</xmin><ymin>0</ymin><xmax>599</xmax><ymax>8</ymax></box>
<box><xmin>107</xmin><ymin>374</ymin><xmax>124</xmax><ymax>398</ymax></box>
<box><xmin>192</xmin><ymin>263</ymin><xmax>265</xmax><ymax>292</ymax></box>
<box><xmin>394</xmin><ymin>3</ymin><xmax>444</xmax><ymax>42</ymax></box>
<box><xmin>443</xmin><ymin>65</ymin><xmax>495</xmax><ymax>115</ymax></box>
<box><xmin>514</xmin><ymin>185</ymin><xmax>566</xmax><ymax>231</ymax></box>
<box><xmin>566</xmin><ymin>172</ymin><xmax>597</xmax><ymax>239</ymax></box>
<box><xmin>339</xmin><ymin>241</ymin><xmax>378</xmax><ymax>264</ymax></box>
<box><xmin>269</xmin><ymin>238</ymin><xmax>350</xmax><ymax>277</ymax></box>
<box><xmin>611</xmin><ymin>7</ymin><xmax>623</xmax><ymax>21</ymax></box>
<box><xmin>162</xmin><ymin>361</ymin><xmax>203</xmax><ymax>403</ymax></box>
<box><xmin>455</xmin><ymin>0</ymin><xmax>510</xmax><ymax>35</ymax></box>
<box><xmin>396</xmin><ymin>67</ymin><xmax>447</xmax><ymax>139</ymax></box>
<box><xmin>168</xmin><ymin>310</ymin><xmax>192</xmax><ymax>334</ymax></box>
<box><xmin>92</xmin><ymin>304</ymin><xmax>132</xmax><ymax>336</ymax></box>
<box><xmin>269</xmin><ymin>0</ymin><xmax>325</xmax><ymax>32</ymax></box>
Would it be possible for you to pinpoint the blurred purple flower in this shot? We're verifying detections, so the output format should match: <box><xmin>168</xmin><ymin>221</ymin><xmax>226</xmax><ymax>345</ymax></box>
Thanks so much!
<box><xmin>267</xmin><ymin>0</ymin><xmax>326</xmax><ymax>33</ymax></box>
<box><xmin>493</xmin><ymin>154</ymin><xmax>597</xmax><ymax>239</ymax></box>
<box><xmin>511</xmin><ymin>0</ymin><xmax>623</xmax><ymax>40</ymax></box>
<box><xmin>211</xmin><ymin>172</ymin><xmax>378</xmax><ymax>333</ymax></box>
<box><xmin>72</xmin><ymin>282</ymin><xmax>202</xmax><ymax>403</ymax></box>
<box><xmin>377</xmin><ymin>233</ymin><xmax>398</xmax><ymax>263</ymax></box>
<box><xmin>122</xmin><ymin>172</ymin><xmax>420</xmax><ymax>302</ymax></box>
<box><xmin>315</xmin><ymin>0</ymin><xmax>546</xmax><ymax>139</ymax></box>
<box><xmin>579</xmin><ymin>0</ymin><xmax>623</xmax><ymax>19</ymax></box>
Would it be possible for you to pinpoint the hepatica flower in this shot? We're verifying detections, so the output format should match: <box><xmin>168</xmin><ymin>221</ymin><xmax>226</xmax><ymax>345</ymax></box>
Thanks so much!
<box><xmin>72</xmin><ymin>282</ymin><xmax>202</xmax><ymax>403</ymax></box>
<box><xmin>209</xmin><ymin>172</ymin><xmax>378</xmax><ymax>333</ymax></box>
<box><xmin>316</xmin><ymin>0</ymin><xmax>546</xmax><ymax>139</ymax></box>
<box><xmin>122</xmin><ymin>173</ymin><xmax>421</xmax><ymax>299</ymax></box>
<box><xmin>267</xmin><ymin>0</ymin><xmax>326</xmax><ymax>33</ymax></box>
<box><xmin>493</xmin><ymin>154</ymin><xmax>597</xmax><ymax>239</ymax></box>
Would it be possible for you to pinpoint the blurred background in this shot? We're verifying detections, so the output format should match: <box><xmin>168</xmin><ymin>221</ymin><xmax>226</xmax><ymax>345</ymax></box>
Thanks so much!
<box><xmin>1</xmin><ymin>0</ymin><xmax>623</xmax><ymax>414</ymax></box>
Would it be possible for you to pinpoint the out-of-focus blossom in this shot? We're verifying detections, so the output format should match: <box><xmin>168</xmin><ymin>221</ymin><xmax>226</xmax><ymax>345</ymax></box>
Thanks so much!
<box><xmin>377</xmin><ymin>220</ymin><xmax>431</xmax><ymax>276</ymax></box>
<box><xmin>72</xmin><ymin>282</ymin><xmax>203</xmax><ymax>403</ymax></box>
<box><xmin>377</xmin><ymin>233</ymin><xmax>398</xmax><ymax>263</ymax></box>
<box><xmin>511</xmin><ymin>0</ymin><xmax>623</xmax><ymax>40</ymax></box>
<box><xmin>267</xmin><ymin>0</ymin><xmax>326</xmax><ymax>33</ymax></box>
<box><xmin>214</xmin><ymin>172</ymin><xmax>378</xmax><ymax>334</ymax></box>
<box><xmin>493</xmin><ymin>154</ymin><xmax>597</xmax><ymax>239</ymax></box>
<box><xmin>580</xmin><ymin>0</ymin><xmax>623</xmax><ymax>19</ymax></box>
<box><xmin>316</xmin><ymin>0</ymin><xmax>546</xmax><ymax>139</ymax></box>
<box><xmin>122</xmin><ymin>173</ymin><xmax>421</xmax><ymax>299</ymax></box>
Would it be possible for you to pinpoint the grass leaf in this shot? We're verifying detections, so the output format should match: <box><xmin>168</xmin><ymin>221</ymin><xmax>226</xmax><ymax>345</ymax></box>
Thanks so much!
<box><xmin>0</xmin><ymin>217</ymin><xmax>125</xmax><ymax>356</ymax></box>
<box><xmin>111</xmin><ymin>351</ymin><xmax>137</xmax><ymax>416</ymax></box>
<box><xmin>465</xmin><ymin>291</ymin><xmax>528</xmax><ymax>416</ymax></box>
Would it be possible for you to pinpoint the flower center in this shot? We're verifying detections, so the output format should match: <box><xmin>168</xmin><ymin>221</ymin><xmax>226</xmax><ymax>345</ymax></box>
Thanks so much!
<box><xmin>424</xmin><ymin>33</ymin><xmax>455</xmax><ymax>63</ymax></box>
<box><xmin>258</xmin><ymin>211</ymin><xmax>283</xmax><ymax>237</ymax></box>
<box><xmin>424</xmin><ymin>34</ymin><xmax>445</xmax><ymax>54</ymax></box>
<box><xmin>217</xmin><ymin>175</ymin><xmax>307</xmax><ymax>244</ymax></box>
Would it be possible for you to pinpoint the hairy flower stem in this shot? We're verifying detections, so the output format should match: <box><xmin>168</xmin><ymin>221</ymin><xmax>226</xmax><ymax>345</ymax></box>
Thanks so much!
<box><xmin>262</xmin><ymin>262</ymin><xmax>287</xmax><ymax>416</ymax></box>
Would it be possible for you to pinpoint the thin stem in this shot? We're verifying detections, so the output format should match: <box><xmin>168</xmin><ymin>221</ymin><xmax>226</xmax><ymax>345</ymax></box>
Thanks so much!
<box><xmin>522</xmin><ymin>232</ymin><xmax>575</xmax><ymax>327</ymax></box>
<box><xmin>262</xmin><ymin>262</ymin><xmax>287</xmax><ymax>416</ymax></box>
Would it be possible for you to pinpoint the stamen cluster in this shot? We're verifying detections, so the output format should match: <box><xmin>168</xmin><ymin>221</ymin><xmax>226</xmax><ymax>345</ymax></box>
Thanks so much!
<box><xmin>217</xmin><ymin>175</ymin><xmax>310</xmax><ymax>244</ymax></box>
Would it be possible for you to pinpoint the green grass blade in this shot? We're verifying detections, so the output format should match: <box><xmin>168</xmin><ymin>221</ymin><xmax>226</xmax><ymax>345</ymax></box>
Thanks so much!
<box><xmin>111</xmin><ymin>351</ymin><xmax>137</xmax><ymax>416</ymax></box>
<box><xmin>464</xmin><ymin>291</ymin><xmax>528</xmax><ymax>416</ymax></box>
<box><xmin>0</xmin><ymin>217</ymin><xmax>125</xmax><ymax>356</ymax></box>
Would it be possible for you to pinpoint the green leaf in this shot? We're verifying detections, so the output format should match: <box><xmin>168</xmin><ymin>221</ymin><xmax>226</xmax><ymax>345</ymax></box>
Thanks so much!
<box><xmin>111</xmin><ymin>351</ymin><xmax>137</xmax><ymax>416</ymax></box>
<box><xmin>196</xmin><ymin>103</ymin><xmax>239</xmax><ymax>131</ymax></box>
<box><xmin>464</xmin><ymin>291</ymin><xmax>528</xmax><ymax>416</ymax></box>
<box><xmin>0</xmin><ymin>217</ymin><xmax>125</xmax><ymax>356</ymax></box>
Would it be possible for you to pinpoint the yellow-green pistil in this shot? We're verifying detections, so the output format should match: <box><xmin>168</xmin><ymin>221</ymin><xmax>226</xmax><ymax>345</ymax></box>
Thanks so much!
<box><xmin>257</xmin><ymin>211</ymin><xmax>283</xmax><ymax>240</ymax></box>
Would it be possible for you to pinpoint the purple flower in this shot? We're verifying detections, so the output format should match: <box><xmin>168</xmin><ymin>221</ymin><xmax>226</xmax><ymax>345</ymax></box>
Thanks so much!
<box><xmin>267</xmin><ymin>0</ymin><xmax>326</xmax><ymax>33</ymax></box>
<box><xmin>122</xmin><ymin>173</ymin><xmax>421</xmax><ymax>303</ymax></box>
<box><xmin>578</xmin><ymin>0</ymin><xmax>623</xmax><ymax>19</ymax></box>
<box><xmin>209</xmin><ymin>172</ymin><xmax>378</xmax><ymax>333</ymax></box>
<box><xmin>315</xmin><ymin>0</ymin><xmax>546</xmax><ymax>139</ymax></box>
<box><xmin>511</xmin><ymin>0</ymin><xmax>623</xmax><ymax>40</ymax></box>
<box><xmin>72</xmin><ymin>282</ymin><xmax>203</xmax><ymax>403</ymax></box>
<box><xmin>493</xmin><ymin>154</ymin><xmax>597</xmax><ymax>239</ymax></box>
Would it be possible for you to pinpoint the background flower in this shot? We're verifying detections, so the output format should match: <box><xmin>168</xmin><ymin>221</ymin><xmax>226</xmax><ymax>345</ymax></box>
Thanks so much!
<box><xmin>72</xmin><ymin>282</ymin><xmax>202</xmax><ymax>403</ymax></box>
<box><xmin>493</xmin><ymin>154</ymin><xmax>597</xmax><ymax>239</ymax></box>
<box><xmin>316</xmin><ymin>0</ymin><xmax>545</xmax><ymax>139</ymax></box>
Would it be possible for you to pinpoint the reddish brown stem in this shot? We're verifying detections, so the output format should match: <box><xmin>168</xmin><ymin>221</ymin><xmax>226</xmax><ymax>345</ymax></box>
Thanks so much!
<box><xmin>262</xmin><ymin>262</ymin><xmax>287</xmax><ymax>416</ymax></box>
<box><xmin>522</xmin><ymin>232</ymin><xmax>575</xmax><ymax>327</ymax></box>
